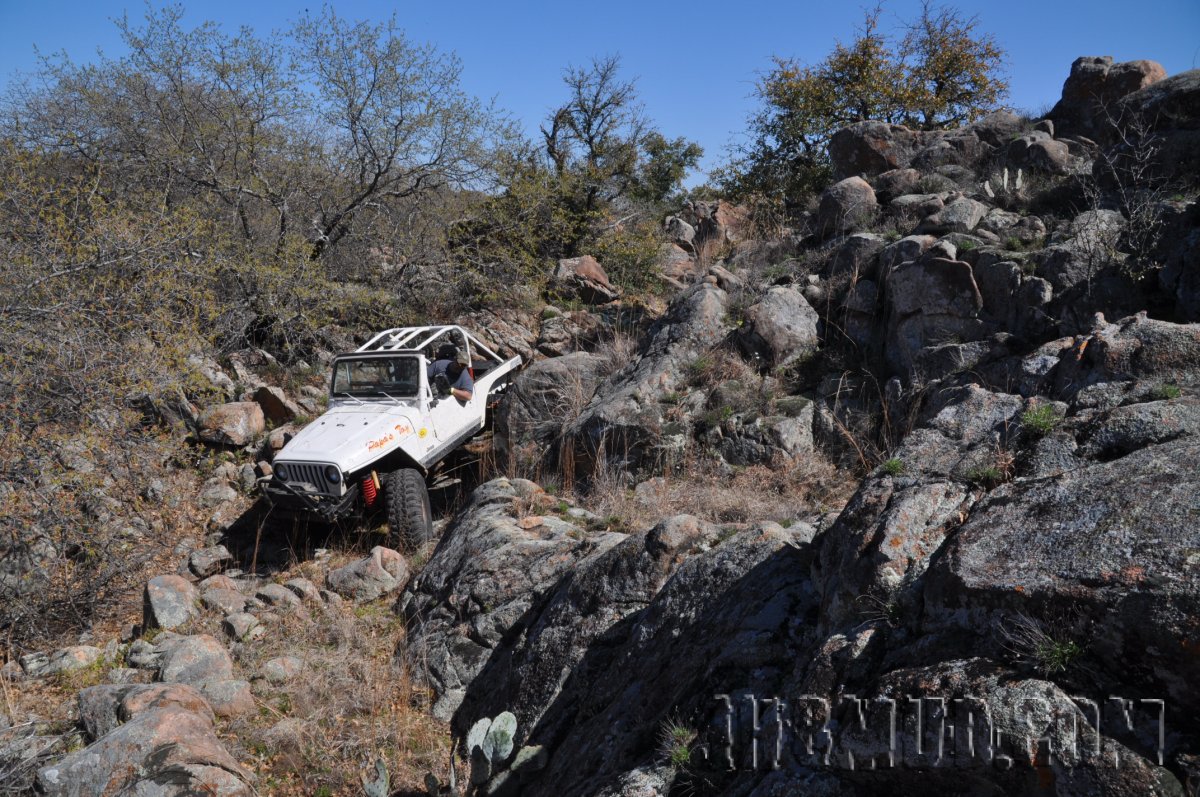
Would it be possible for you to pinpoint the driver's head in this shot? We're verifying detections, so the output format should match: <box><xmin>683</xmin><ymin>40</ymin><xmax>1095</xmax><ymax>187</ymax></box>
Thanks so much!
<box><xmin>448</xmin><ymin>350</ymin><xmax>469</xmax><ymax>377</ymax></box>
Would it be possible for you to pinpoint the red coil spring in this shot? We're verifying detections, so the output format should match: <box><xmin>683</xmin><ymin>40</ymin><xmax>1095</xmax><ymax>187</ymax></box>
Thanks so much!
<box><xmin>362</xmin><ymin>475</ymin><xmax>378</xmax><ymax>507</ymax></box>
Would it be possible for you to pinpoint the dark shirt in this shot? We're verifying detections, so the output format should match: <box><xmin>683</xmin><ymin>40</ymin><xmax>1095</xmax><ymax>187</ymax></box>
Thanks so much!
<box><xmin>428</xmin><ymin>359</ymin><xmax>474</xmax><ymax>396</ymax></box>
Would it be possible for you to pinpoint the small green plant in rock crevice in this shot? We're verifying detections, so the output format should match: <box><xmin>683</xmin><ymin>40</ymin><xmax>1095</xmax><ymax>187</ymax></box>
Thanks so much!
<box><xmin>1020</xmin><ymin>404</ymin><xmax>1061</xmax><ymax>438</ymax></box>
<box><xmin>881</xmin><ymin>457</ymin><xmax>905</xmax><ymax>476</ymax></box>
<box><xmin>1000</xmin><ymin>613</ymin><xmax>1087</xmax><ymax>677</ymax></box>
<box><xmin>658</xmin><ymin>720</ymin><xmax>698</xmax><ymax>769</ymax></box>
<box><xmin>1149</xmin><ymin>383</ymin><xmax>1182</xmax><ymax>401</ymax></box>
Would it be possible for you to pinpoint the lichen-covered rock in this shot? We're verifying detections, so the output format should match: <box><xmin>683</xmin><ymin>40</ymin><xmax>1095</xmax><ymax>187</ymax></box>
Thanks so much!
<box><xmin>921</xmin><ymin>437</ymin><xmax>1200</xmax><ymax>715</ymax></box>
<box><xmin>36</xmin><ymin>706</ymin><xmax>253</xmax><ymax>797</ymax></box>
<box><xmin>201</xmin><ymin>587</ymin><xmax>246</xmax><ymax>616</ymax></box>
<box><xmin>403</xmin><ymin>479</ymin><xmax>626</xmax><ymax>719</ymax></box>
<box><xmin>739</xmin><ymin>286</ymin><xmax>820</xmax><ymax>369</ymax></box>
<box><xmin>829</xmin><ymin>121</ymin><xmax>927</xmax><ymax>180</ymax></box>
<box><xmin>221</xmin><ymin>612</ymin><xmax>261</xmax><ymax>641</ymax></box>
<box><xmin>255</xmin><ymin>582</ymin><xmax>304</xmax><ymax>611</ymax></box>
<box><xmin>78</xmin><ymin>683</ymin><xmax>214</xmax><ymax>741</ymax></box>
<box><xmin>816</xmin><ymin>176</ymin><xmax>878</xmax><ymax>237</ymax></box>
<box><xmin>494</xmin><ymin>351</ymin><xmax>607</xmax><ymax>476</ymax></box>
<box><xmin>143</xmin><ymin>574</ymin><xmax>199</xmax><ymax>631</ymax></box>
<box><xmin>252</xmin><ymin>385</ymin><xmax>302</xmax><ymax>425</ymax></box>
<box><xmin>262</xmin><ymin>655</ymin><xmax>304</xmax><ymax>684</ymax></box>
<box><xmin>565</xmin><ymin>283</ymin><xmax>734</xmax><ymax>475</ymax></box>
<box><xmin>1049</xmin><ymin>55</ymin><xmax>1167</xmax><ymax>141</ymax></box>
<box><xmin>197</xmin><ymin>401</ymin><xmax>265</xmax><ymax>447</ymax></box>
<box><xmin>885</xmin><ymin>257</ymin><xmax>988</xmax><ymax>372</ymax></box>
<box><xmin>157</xmin><ymin>634</ymin><xmax>233</xmax><ymax>685</ymax></box>
<box><xmin>325</xmin><ymin>546</ymin><xmax>410</xmax><ymax>602</ymax></box>
<box><xmin>916</xmin><ymin>196</ymin><xmax>988</xmax><ymax>235</ymax></box>
<box><xmin>196</xmin><ymin>678</ymin><xmax>255</xmax><ymax>718</ymax></box>
<box><xmin>553</xmin><ymin>255</ymin><xmax>620</xmax><ymax>304</ymax></box>
<box><xmin>189</xmin><ymin>545</ymin><xmax>233</xmax><ymax>578</ymax></box>
<box><xmin>1050</xmin><ymin>314</ymin><xmax>1200</xmax><ymax>398</ymax></box>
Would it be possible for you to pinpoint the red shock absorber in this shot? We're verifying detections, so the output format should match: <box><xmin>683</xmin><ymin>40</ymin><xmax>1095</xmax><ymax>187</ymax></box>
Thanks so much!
<box><xmin>362</xmin><ymin>474</ymin><xmax>378</xmax><ymax>507</ymax></box>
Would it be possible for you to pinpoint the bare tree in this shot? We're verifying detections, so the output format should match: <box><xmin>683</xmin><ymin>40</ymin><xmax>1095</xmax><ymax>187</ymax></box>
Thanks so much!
<box><xmin>292</xmin><ymin>7</ymin><xmax>509</xmax><ymax>261</ymax></box>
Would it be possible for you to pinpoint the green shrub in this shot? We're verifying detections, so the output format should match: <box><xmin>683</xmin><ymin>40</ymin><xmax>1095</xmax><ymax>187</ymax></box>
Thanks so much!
<box><xmin>881</xmin><ymin>458</ymin><xmax>905</xmax><ymax>476</ymax></box>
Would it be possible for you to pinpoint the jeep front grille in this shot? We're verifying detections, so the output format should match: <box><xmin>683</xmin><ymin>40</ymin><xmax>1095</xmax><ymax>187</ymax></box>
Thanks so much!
<box><xmin>279</xmin><ymin>462</ymin><xmax>332</xmax><ymax>494</ymax></box>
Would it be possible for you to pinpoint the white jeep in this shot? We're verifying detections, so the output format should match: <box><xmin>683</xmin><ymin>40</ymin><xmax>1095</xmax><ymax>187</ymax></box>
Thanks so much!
<box><xmin>260</xmin><ymin>325</ymin><xmax>521</xmax><ymax>549</ymax></box>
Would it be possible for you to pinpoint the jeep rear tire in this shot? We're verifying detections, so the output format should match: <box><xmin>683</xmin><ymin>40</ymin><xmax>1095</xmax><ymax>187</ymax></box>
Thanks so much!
<box><xmin>385</xmin><ymin>468</ymin><xmax>433</xmax><ymax>552</ymax></box>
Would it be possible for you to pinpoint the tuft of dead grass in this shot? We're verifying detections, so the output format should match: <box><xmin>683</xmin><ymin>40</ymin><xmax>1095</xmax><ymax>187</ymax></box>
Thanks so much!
<box><xmin>573</xmin><ymin>451</ymin><xmax>854</xmax><ymax>530</ymax></box>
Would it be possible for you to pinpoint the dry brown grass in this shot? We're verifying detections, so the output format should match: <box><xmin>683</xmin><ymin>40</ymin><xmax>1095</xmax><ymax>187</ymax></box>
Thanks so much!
<box><xmin>224</xmin><ymin>569</ymin><xmax>451</xmax><ymax>796</ymax></box>
<box><xmin>573</xmin><ymin>450</ymin><xmax>854</xmax><ymax>530</ymax></box>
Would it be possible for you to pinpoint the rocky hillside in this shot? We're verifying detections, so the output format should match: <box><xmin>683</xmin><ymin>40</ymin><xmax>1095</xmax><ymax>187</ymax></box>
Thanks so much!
<box><xmin>3</xmin><ymin>55</ymin><xmax>1199</xmax><ymax>796</ymax></box>
<box><xmin>407</xmin><ymin>57</ymin><xmax>1200</xmax><ymax>796</ymax></box>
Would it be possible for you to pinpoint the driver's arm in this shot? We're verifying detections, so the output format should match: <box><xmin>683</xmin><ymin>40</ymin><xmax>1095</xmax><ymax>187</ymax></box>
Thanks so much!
<box><xmin>451</xmin><ymin>369</ymin><xmax>474</xmax><ymax>402</ymax></box>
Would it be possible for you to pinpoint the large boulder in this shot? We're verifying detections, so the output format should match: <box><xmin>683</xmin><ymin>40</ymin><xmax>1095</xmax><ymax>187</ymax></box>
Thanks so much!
<box><xmin>829</xmin><ymin>121</ymin><xmax>926</xmax><ymax>180</ymax></box>
<box><xmin>197</xmin><ymin>401</ymin><xmax>265</xmax><ymax>447</ymax></box>
<box><xmin>36</xmin><ymin>707</ymin><xmax>253</xmax><ymax>797</ymax></box>
<box><xmin>816</xmin><ymin>177</ymin><xmax>877</xmax><ymax>237</ymax></box>
<box><xmin>923</xmin><ymin>436</ymin><xmax>1200</xmax><ymax>715</ymax></box>
<box><xmin>535</xmin><ymin>309</ymin><xmax>605</xmax><ymax>357</ymax></box>
<box><xmin>251</xmin><ymin>385</ymin><xmax>302</xmax><ymax>425</ymax></box>
<box><xmin>1049</xmin><ymin>56</ymin><xmax>1168</xmax><ymax>141</ymax></box>
<box><xmin>451</xmin><ymin>515</ymin><xmax>770</xmax><ymax>789</ymax></box>
<box><xmin>884</xmin><ymin>256</ymin><xmax>987</xmax><ymax>372</ymax></box>
<box><xmin>1006</xmin><ymin>131</ymin><xmax>1074</xmax><ymax>175</ymax></box>
<box><xmin>828</xmin><ymin>232</ymin><xmax>887</xmax><ymax>279</ymax></box>
<box><xmin>78</xmin><ymin>683</ymin><xmax>214</xmax><ymax>741</ymax></box>
<box><xmin>494</xmin><ymin>351</ymin><xmax>607</xmax><ymax>477</ymax></box>
<box><xmin>1049</xmin><ymin>313</ymin><xmax>1200</xmax><ymax>399</ymax></box>
<box><xmin>656</xmin><ymin>242</ymin><xmax>695</xmax><ymax>283</ymax></box>
<box><xmin>816</xmin><ymin>385</ymin><xmax>1022</xmax><ymax>628</ymax></box>
<box><xmin>457</xmin><ymin>308</ymin><xmax>541</xmax><ymax>364</ymax></box>
<box><xmin>679</xmin><ymin>199</ymin><xmax>751</xmax><ymax>245</ymax></box>
<box><xmin>738</xmin><ymin>286</ymin><xmax>820</xmax><ymax>369</ymax></box>
<box><xmin>1158</xmin><ymin>201</ymin><xmax>1200</xmax><ymax>322</ymax></box>
<box><xmin>403</xmin><ymin>478</ymin><xmax>627</xmax><ymax>718</ymax></box>
<box><xmin>565</xmin><ymin>283</ymin><xmax>734</xmax><ymax>475</ymax></box>
<box><xmin>916</xmin><ymin>196</ymin><xmax>989</xmax><ymax>235</ymax></box>
<box><xmin>553</xmin><ymin>256</ymin><xmax>620</xmax><ymax>305</ymax></box>
<box><xmin>1118</xmin><ymin>68</ymin><xmax>1200</xmax><ymax>181</ymax></box>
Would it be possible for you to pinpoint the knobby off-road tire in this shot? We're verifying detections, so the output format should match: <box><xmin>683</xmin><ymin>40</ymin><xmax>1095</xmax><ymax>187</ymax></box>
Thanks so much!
<box><xmin>385</xmin><ymin>468</ymin><xmax>433</xmax><ymax>552</ymax></box>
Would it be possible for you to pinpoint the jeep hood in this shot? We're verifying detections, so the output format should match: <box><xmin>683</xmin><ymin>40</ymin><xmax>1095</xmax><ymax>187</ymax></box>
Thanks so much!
<box><xmin>276</xmin><ymin>402</ymin><xmax>419</xmax><ymax>473</ymax></box>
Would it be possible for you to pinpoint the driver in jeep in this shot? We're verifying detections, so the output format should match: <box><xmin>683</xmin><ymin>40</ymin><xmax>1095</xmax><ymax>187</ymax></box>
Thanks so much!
<box><xmin>428</xmin><ymin>346</ymin><xmax>474</xmax><ymax>402</ymax></box>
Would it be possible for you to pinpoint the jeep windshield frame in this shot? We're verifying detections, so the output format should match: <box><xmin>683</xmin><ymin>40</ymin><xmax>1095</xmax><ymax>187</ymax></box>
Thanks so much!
<box><xmin>330</xmin><ymin>353</ymin><xmax>422</xmax><ymax>399</ymax></box>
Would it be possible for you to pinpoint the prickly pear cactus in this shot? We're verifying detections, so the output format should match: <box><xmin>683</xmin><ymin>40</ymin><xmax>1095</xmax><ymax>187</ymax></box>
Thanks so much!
<box><xmin>484</xmin><ymin>711</ymin><xmax>517</xmax><ymax>763</ymax></box>
<box><xmin>361</xmin><ymin>757</ymin><xmax>389</xmax><ymax>797</ymax></box>
<box><xmin>464</xmin><ymin>711</ymin><xmax>519</xmax><ymax>786</ymax></box>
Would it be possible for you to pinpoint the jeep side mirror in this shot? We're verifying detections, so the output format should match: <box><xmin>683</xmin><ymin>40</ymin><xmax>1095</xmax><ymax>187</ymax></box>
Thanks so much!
<box><xmin>433</xmin><ymin>373</ymin><xmax>451</xmax><ymax>397</ymax></box>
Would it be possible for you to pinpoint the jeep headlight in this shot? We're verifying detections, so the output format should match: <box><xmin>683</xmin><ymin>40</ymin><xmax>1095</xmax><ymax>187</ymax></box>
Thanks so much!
<box><xmin>324</xmin><ymin>465</ymin><xmax>342</xmax><ymax>484</ymax></box>
<box><xmin>274</xmin><ymin>464</ymin><xmax>289</xmax><ymax>481</ymax></box>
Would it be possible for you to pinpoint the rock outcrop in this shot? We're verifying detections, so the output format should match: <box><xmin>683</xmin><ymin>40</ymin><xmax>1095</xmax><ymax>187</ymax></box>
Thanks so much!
<box><xmin>402</xmin><ymin>479</ymin><xmax>627</xmax><ymax>718</ymax></box>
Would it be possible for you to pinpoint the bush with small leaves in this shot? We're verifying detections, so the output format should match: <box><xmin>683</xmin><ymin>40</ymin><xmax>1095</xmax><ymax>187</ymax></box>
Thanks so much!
<box><xmin>881</xmin><ymin>458</ymin><xmax>905</xmax><ymax>476</ymax></box>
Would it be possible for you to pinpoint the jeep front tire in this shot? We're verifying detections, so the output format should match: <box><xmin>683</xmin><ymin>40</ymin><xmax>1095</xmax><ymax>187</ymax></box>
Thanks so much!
<box><xmin>385</xmin><ymin>468</ymin><xmax>433</xmax><ymax>552</ymax></box>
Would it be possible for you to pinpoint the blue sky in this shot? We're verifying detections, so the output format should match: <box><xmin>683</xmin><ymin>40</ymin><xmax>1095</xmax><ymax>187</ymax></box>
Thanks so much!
<box><xmin>2</xmin><ymin>0</ymin><xmax>1198</xmax><ymax>181</ymax></box>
